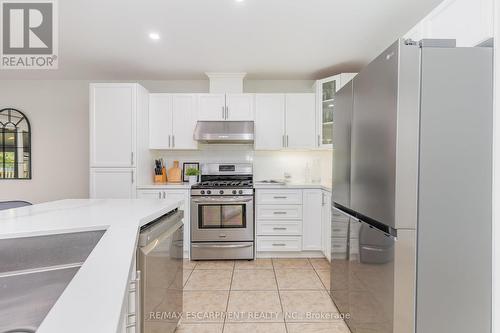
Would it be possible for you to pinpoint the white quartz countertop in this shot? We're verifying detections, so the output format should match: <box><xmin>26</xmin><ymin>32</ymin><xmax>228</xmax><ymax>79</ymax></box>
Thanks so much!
<box><xmin>0</xmin><ymin>199</ymin><xmax>183</xmax><ymax>333</ymax></box>
<box><xmin>254</xmin><ymin>182</ymin><xmax>332</xmax><ymax>192</ymax></box>
<box><xmin>137</xmin><ymin>182</ymin><xmax>191</xmax><ymax>189</ymax></box>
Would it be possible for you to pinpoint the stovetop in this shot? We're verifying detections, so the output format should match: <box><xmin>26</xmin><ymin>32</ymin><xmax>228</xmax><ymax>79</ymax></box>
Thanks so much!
<box><xmin>191</xmin><ymin>180</ymin><xmax>253</xmax><ymax>189</ymax></box>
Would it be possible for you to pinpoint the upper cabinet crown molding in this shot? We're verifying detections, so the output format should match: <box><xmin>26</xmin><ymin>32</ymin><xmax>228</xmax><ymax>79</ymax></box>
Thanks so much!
<box><xmin>206</xmin><ymin>72</ymin><xmax>247</xmax><ymax>93</ymax></box>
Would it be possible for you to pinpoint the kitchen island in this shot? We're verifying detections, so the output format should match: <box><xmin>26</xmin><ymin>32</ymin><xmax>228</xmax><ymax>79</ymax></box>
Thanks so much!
<box><xmin>0</xmin><ymin>199</ymin><xmax>183</xmax><ymax>333</ymax></box>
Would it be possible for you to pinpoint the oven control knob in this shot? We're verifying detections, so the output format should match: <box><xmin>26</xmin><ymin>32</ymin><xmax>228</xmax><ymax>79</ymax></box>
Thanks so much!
<box><xmin>232</xmin><ymin>190</ymin><xmax>237</xmax><ymax>195</ymax></box>
<box><xmin>200</xmin><ymin>190</ymin><xmax>205</xmax><ymax>195</ymax></box>
<box><xmin>207</xmin><ymin>190</ymin><xmax>211</xmax><ymax>195</ymax></box>
<box><xmin>219</xmin><ymin>190</ymin><xmax>224</xmax><ymax>195</ymax></box>
<box><xmin>238</xmin><ymin>190</ymin><xmax>243</xmax><ymax>194</ymax></box>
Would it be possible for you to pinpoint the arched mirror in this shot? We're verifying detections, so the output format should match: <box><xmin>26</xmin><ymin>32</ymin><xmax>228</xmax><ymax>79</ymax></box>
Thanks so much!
<box><xmin>0</xmin><ymin>108</ymin><xmax>31</xmax><ymax>179</ymax></box>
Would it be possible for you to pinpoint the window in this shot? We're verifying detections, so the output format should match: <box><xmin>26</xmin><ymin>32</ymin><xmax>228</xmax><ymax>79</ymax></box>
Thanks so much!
<box><xmin>0</xmin><ymin>108</ymin><xmax>31</xmax><ymax>179</ymax></box>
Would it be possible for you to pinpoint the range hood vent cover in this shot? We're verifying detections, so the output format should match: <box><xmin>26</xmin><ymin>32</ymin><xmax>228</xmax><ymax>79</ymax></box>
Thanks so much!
<box><xmin>194</xmin><ymin>121</ymin><xmax>254</xmax><ymax>144</ymax></box>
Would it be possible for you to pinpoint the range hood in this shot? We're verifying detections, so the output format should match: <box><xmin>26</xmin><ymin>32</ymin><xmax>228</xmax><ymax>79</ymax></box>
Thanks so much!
<box><xmin>194</xmin><ymin>121</ymin><xmax>254</xmax><ymax>144</ymax></box>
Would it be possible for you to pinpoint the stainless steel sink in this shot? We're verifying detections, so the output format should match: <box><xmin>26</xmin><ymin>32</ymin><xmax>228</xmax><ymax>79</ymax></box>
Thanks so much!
<box><xmin>0</xmin><ymin>230</ymin><xmax>105</xmax><ymax>333</ymax></box>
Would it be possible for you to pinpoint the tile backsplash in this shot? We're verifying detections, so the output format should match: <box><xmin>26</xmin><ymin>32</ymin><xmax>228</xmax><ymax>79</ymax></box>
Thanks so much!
<box><xmin>151</xmin><ymin>145</ymin><xmax>333</xmax><ymax>186</ymax></box>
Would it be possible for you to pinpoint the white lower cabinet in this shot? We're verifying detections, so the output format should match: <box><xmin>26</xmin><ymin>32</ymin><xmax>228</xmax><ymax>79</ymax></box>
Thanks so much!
<box><xmin>136</xmin><ymin>188</ymin><xmax>191</xmax><ymax>255</ymax></box>
<box><xmin>302</xmin><ymin>189</ymin><xmax>322</xmax><ymax>251</ymax></box>
<box><xmin>257</xmin><ymin>236</ymin><xmax>302</xmax><ymax>252</ymax></box>
<box><xmin>257</xmin><ymin>205</ymin><xmax>303</xmax><ymax>220</ymax></box>
<box><xmin>322</xmin><ymin>191</ymin><xmax>332</xmax><ymax>261</ymax></box>
<box><xmin>256</xmin><ymin>188</ymin><xmax>326</xmax><ymax>256</ymax></box>
<box><xmin>257</xmin><ymin>221</ymin><xmax>302</xmax><ymax>236</ymax></box>
<box><xmin>90</xmin><ymin>168</ymin><xmax>136</xmax><ymax>199</ymax></box>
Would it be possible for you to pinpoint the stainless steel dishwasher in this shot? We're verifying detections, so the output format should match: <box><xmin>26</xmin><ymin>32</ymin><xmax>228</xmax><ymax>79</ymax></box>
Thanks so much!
<box><xmin>137</xmin><ymin>209</ymin><xmax>184</xmax><ymax>333</ymax></box>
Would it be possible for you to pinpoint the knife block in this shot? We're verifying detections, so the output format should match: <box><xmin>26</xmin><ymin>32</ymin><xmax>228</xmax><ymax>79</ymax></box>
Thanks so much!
<box><xmin>154</xmin><ymin>175</ymin><xmax>163</xmax><ymax>183</ymax></box>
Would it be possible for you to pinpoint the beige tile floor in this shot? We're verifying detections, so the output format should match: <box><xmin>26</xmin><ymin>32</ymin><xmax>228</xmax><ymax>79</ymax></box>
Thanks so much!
<box><xmin>177</xmin><ymin>258</ymin><xmax>350</xmax><ymax>333</ymax></box>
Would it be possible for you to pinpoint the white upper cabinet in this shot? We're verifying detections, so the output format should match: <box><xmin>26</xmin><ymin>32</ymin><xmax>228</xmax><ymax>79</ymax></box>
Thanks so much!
<box><xmin>198</xmin><ymin>93</ymin><xmax>254</xmax><ymax>121</ymax></box>
<box><xmin>149</xmin><ymin>94</ymin><xmax>172</xmax><ymax>150</ymax></box>
<box><xmin>285</xmin><ymin>93</ymin><xmax>316</xmax><ymax>149</ymax></box>
<box><xmin>255</xmin><ymin>94</ymin><xmax>286</xmax><ymax>150</ymax></box>
<box><xmin>315</xmin><ymin>73</ymin><xmax>357</xmax><ymax>149</ymax></box>
<box><xmin>90</xmin><ymin>83</ymin><xmax>137</xmax><ymax>167</ymax></box>
<box><xmin>198</xmin><ymin>94</ymin><xmax>226</xmax><ymax>120</ymax></box>
<box><xmin>149</xmin><ymin>94</ymin><xmax>198</xmax><ymax>150</ymax></box>
<box><xmin>226</xmin><ymin>94</ymin><xmax>255</xmax><ymax>120</ymax></box>
<box><xmin>405</xmin><ymin>0</ymin><xmax>493</xmax><ymax>47</ymax></box>
<box><xmin>171</xmin><ymin>94</ymin><xmax>198</xmax><ymax>149</ymax></box>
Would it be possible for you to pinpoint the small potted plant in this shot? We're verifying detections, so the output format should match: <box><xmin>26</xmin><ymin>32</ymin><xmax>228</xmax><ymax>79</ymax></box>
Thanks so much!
<box><xmin>186</xmin><ymin>168</ymin><xmax>200</xmax><ymax>185</ymax></box>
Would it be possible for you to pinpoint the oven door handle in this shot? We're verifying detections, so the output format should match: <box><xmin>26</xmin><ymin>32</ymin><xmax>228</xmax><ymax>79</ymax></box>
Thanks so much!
<box><xmin>191</xmin><ymin>243</ymin><xmax>253</xmax><ymax>249</ymax></box>
<box><xmin>191</xmin><ymin>197</ymin><xmax>253</xmax><ymax>203</ymax></box>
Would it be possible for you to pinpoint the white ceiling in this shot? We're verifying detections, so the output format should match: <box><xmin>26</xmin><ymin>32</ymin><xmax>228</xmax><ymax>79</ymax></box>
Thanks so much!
<box><xmin>0</xmin><ymin>0</ymin><xmax>443</xmax><ymax>80</ymax></box>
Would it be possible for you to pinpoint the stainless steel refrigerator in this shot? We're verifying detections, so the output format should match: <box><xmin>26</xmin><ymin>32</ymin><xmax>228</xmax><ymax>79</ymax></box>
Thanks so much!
<box><xmin>331</xmin><ymin>39</ymin><xmax>492</xmax><ymax>333</ymax></box>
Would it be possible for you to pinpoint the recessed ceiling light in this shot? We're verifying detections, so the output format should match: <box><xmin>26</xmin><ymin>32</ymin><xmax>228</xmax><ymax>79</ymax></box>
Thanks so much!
<box><xmin>235</xmin><ymin>0</ymin><xmax>245</xmax><ymax>2</ymax></box>
<box><xmin>149</xmin><ymin>32</ymin><xmax>160</xmax><ymax>40</ymax></box>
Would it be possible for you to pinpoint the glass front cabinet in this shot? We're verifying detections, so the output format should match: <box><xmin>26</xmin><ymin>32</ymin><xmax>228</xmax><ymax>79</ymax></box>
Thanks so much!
<box><xmin>315</xmin><ymin>73</ymin><xmax>357</xmax><ymax>149</ymax></box>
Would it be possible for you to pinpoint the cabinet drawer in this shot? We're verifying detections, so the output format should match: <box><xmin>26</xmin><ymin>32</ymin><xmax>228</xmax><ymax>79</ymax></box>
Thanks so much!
<box><xmin>257</xmin><ymin>205</ymin><xmax>302</xmax><ymax>220</ymax></box>
<box><xmin>257</xmin><ymin>236</ymin><xmax>302</xmax><ymax>252</ymax></box>
<box><xmin>257</xmin><ymin>190</ymin><xmax>303</xmax><ymax>205</ymax></box>
<box><xmin>257</xmin><ymin>221</ymin><xmax>302</xmax><ymax>236</ymax></box>
<box><xmin>331</xmin><ymin>222</ymin><xmax>348</xmax><ymax>238</ymax></box>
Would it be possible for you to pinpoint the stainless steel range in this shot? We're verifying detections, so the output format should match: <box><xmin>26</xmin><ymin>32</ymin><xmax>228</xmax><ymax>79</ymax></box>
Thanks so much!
<box><xmin>190</xmin><ymin>163</ymin><xmax>255</xmax><ymax>260</ymax></box>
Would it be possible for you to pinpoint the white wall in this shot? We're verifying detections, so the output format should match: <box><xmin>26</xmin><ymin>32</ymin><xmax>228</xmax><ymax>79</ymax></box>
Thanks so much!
<box><xmin>149</xmin><ymin>148</ymin><xmax>332</xmax><ymax>187</ymax></box>
<box><xmin>0</xmin><ymin>79</ymin><xmax>318</xmax><ymax>203</ymax></box>
<box><xmin>405</xmin><ymin>0</ymin><xmax>493</xmax><ymax>46</ymax></box>
<box><xmin>0</xmin><ymin>80</ymin><xmax>90</xmax><ymax>203</ymax></box>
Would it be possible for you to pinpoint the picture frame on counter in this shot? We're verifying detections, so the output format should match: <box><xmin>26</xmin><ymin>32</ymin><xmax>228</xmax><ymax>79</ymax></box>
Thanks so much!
<box><xmin>182</xmin><ymin>162</ymin><xmax>200</xmax><ymax>182</ymax></box>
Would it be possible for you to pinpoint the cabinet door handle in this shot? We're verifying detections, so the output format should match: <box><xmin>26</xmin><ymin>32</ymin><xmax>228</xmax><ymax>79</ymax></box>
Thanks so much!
<box><xmin>282</xmin><ymin>135</ymin><xmax>285</xmax><ymax>148</ymax></box>
<box><xmin>273</xmin><ymin>227</ymin><xmax>287</xmax><ymax>230</ymax></box>
<box><xmin>158</xmin><ymin>192</ymin><xmax>161</xmax><ymax>199</ymax></box>
<box><xmin>172</xmin><ymin>135</ymin><xmax>175</xmax><ymax>148</ymax></box>
<box><xmin>286</xmin><ymin>135</ymin><xmax>289</xmax><ymax>147</ymax></box>
<box><xmin>168</xmin><ymin>135</ymin><xmax>171</xmax><ymax>148</ymax></box>
<box><xmin>273</xmin><ymin>211</ymin><xmax>287</xmax><ymax>215</ymax></box>
<box><xmin>273</xmin><ymin>196</ymin><xmax>287</xmax><ymax>199</ymax></box>
<box><xmin>222</xmin><ymin>106</ymin><xmax>225</xmax><ymax>119</ymax></box>
<box><xmin>163</xmin><ymin>191</ymin><xmax>166</xmax><ymax>199</ymax></box>
<box><xmin>318</xmin><ymin>135</ymin><xmax>320</xmax><ymax>147</ymax></box>
<box><xmin>272</xmin><ymin>243</ymin><xmax>287</xmax><ymax>247</ymax></box>
<box><xmin>131</xmin><ymin>152</ymin><xmax>134</xmax><ymax>166</ymax></box>
<box><xmin>131</xmin><ymin>170</ymin><xmax>134</xmax><ymax>184</ymax></box>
